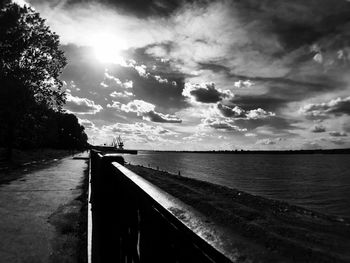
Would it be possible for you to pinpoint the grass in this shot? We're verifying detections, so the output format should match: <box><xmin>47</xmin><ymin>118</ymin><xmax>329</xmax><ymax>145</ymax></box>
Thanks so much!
<box><xmin>0</xmin><ymin>148</ymin><xmax>74</xmax><ymax>185</ymax></box>
<box><xmin>0</xmin><ymin>148</ymin><xmax>73</xmax><ymax>165</ymax></box>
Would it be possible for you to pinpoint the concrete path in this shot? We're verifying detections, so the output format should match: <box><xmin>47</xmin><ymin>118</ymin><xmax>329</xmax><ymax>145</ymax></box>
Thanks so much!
<box><xmin>0</xmin><ymin>154</ymin><xmax>89</xmax><ymax>263</ymax></box>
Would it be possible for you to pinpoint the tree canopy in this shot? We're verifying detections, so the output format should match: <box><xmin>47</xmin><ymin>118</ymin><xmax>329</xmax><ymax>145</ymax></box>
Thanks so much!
<box><xmin>0</xmin><ymin>2</ymin><xmax>88</xmax><ymax>157</ymax></box>
<box><xmin>0</xmin><ymin>3</ymin><xmax>66</xmax><ymax>109</ymax></box>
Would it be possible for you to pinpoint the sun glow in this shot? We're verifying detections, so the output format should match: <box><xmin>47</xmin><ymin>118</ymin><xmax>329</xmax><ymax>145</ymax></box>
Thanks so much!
<box><xmin>92</xmin><ymin>34</ymin><xmax>127</xmax><ymax>64</ymax></box>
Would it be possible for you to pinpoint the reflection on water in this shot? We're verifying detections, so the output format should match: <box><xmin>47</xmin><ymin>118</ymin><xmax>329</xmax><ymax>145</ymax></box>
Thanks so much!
<box><xmin>125</xmin><ymin>152</ymin><xmax>350</xmax><ymax>220</ymax></box>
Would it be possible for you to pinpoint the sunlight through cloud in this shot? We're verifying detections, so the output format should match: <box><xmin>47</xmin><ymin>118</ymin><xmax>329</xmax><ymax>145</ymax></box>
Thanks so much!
<box><xmin>91</xmin><ymin>33</ymin><xmax>127</xmax><ymax>64</ymax></box>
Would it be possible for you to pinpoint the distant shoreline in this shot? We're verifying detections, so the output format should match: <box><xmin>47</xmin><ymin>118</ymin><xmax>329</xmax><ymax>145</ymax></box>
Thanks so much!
<box><xmin>147</xmin><ymin>148</ymin><xmax>350</xmax><ymax>154</ymax></box>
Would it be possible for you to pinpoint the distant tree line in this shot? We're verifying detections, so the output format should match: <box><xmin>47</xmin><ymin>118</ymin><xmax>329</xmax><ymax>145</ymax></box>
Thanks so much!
<box><xmin>0</xmin><ymin>107</ymin><xmax>88</xmax><ymax>150</ymax></box>
<box><xmin>0</xmin><ymin>2</ymin><xmax>88</xmax><ymax>159</ymax></box>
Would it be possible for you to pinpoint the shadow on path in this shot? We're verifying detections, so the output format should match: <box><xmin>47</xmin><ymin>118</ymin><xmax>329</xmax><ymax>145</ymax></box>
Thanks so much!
<box><xmin>0</xmin><ymin>153</ymin><xmax>89</xmax><ymax>263</ymax></box>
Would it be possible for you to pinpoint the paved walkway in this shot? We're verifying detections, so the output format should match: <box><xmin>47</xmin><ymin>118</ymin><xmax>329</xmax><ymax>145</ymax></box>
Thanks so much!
<box><xmin>0</xmin><ymin>154</ymin><xmax>89</xmax><ymax>263</ymax></box>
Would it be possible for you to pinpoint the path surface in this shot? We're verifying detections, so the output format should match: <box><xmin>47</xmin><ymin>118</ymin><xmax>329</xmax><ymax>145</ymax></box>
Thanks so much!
<box><xmin>0</xmin><ymin>154</ymin><xmax>88</xmax><ymax>263</ymax></box>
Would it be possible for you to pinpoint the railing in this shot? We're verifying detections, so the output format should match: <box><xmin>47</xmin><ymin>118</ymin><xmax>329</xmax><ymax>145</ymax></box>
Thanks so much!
<box><xmin>89</xmin><ymin>150</ymin><xmax>236</xmax><ymax>263</ymax></box>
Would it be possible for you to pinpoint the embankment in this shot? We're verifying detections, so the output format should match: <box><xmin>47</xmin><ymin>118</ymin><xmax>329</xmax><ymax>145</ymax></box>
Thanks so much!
<box><xmin>126</xmin><ymin>164</ymin><xmax>350</xmax><ymax>262</ymax></box>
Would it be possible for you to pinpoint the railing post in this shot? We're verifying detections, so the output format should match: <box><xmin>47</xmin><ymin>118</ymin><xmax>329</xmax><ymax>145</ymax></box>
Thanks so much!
<box><xmin>90</xmin><ymin>151</ymin><xmax>125</xmax><ymax>263</ymax></box>
<box><xmin>89</xmin><ymin>151</ymin><xmax>234</xmax><ymax>263</ymax></box>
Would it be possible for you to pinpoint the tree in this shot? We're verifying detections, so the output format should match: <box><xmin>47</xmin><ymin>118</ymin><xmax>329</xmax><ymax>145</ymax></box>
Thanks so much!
<box><xmin>0</xmin><ymin>2</ymin><xmax>67</xmax><ymax>159</ymax></box>
<box><xmin>56</xmin><ymin>113</ymin><xmax>88</xmax><ymax>150</ymax></box>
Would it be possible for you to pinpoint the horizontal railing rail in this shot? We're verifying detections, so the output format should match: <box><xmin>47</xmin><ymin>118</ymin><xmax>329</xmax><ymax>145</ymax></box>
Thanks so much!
<box><xmin>89</xmin><ymin>150</ymin><xmax>237</xmax><ymax>263</ymax></box>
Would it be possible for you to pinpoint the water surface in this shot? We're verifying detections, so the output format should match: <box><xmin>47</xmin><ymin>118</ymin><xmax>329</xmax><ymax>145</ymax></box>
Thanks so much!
<box><xmin>125</xmin><ymin>151</ymin><xmax>350</xmax><ymax>220</ymax></box>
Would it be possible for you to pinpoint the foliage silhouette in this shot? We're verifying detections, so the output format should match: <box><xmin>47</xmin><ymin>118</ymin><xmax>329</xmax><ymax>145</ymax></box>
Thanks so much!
<box><xmin>0</xmin><ymin>2</ymin><xmax>88</xmax><ymax>159</ymax></box>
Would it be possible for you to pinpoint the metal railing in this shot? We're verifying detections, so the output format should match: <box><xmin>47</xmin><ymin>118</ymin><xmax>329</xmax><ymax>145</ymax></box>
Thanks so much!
<box><xmin>89</xmin><ymin>150</ymin><xmax>236</xmax><ymax>263</ymax></box>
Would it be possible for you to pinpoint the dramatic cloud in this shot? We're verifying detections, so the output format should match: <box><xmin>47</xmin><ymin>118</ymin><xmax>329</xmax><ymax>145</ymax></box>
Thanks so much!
<box><xmin>143</xmin><ymin>111</ymin><xmax>182</xmax><ymax>123</ymax></box>
<box><xmin>63</xmin><ymin>0</ymin><xmax>193</xmax><ymax>18</ymax></box>
<box><xmin>217</xmin><ymin>104</ymin><xmax>275</xmax><ymax>120</ymax></box>
<box><xmin>110</xmin><ymin>91</ymin><xmax>134</xmax><ymax>98</ymax></box>
<box><xmin>121</xmin><ymin>100</ymin><xmax>182</xmax><ymax>123</ymax></box>
<box><xmin>224</xmin><ymin>76</ymin><xmax>342</xmax><ymax>113</ymax></box>
<box><xmin>86</xmin><ymin>121</ymin><xmax>180</xmax><ymax>147</ymax></box>
<box><xmin>247</xmin><ymin>109</ymin><xmax>276</xmax><ymax>120</ymax></box>
<box><xmin>329</xmin><ymin>131</ymin><xmax>348</xmax><ymax>137</ymax></box>
<box><xmin>183</xmin><ymin>83</ymin><xmax>233</xmax><ymax>103</ymax></box>
<box><xmin>102</xmin><ymin>122</ymin><xmax>176</xmax><ymax>136</ymax></box>
<box><xmin>65</xmin><ymin>94</ymin><xmax>103</xmax><ymax>114</ymax></box>
<box><xmin>121</xmin><ymin>100</ymin><xmax>156</xmax><ymax>113</ymax></box>
<box><xmin>154</xmin><ymin>75</ymin><xmax>169</xmax><ymax>84</ymax></box>
<box><xmin>104</xmin><ymin>63</ymin><xmax>189</xmax><ymax>113</ymax></box>
<box><xmin>24</xmin><ymin>0</ymin><xmax>350</xmax><ymax>149</ymax></box>
<box><xmin>131</xmin><ymin>62</ymin><xmax>177</xmax><ymax>85</ymax></box>
<box><xmin>201</xmin><ymin>117</ymin><xmax>247</xmax><ymax>132</ymax></box>
<box><xmin>321</xmin><ymin>137</ymin><xmax>348</xmax><ymax>146</ymax></box>
<box><xmin>217</xmin><ymin>104</ymin><xmax>246</xmax><ymax>118</ymax></box>
<box><xmin>311</xmin><ymin>125</ymin><xmax>326</xmax><ymax>133</ymax></box>
<box><xmin>234</xmin><ymin>80</ymin><xmax>254</xmax><ymax>89</ymax></box>
<box><xmin>300</xmin><ymin>96</ymin><xmax>350</xmax><ymax>119</ymax></box>
<box><xmin>256</xmin><ymin>138</ymin><xmax>284</xmax><ymax>145</ymax></box>
<box><xmin>78</xmin><ymin>118</ymin><xmax>96</xmax><ymax>129</ymax></box>
<box><xmin>101</xmin><ymin>71</ymin><xmax>133</xmax><ymax>89</ymax></box>
<box><xmin>106</xmin><ymin>101</ymin><xmax>121</xmax><ymax>109</ymax></box>
<box><xmin>134</xmin><ymin>65</ymin><xmax>149</xmax><ymax>78</ymax></box>
<box><xmin>227</xmin><ymin>94</ymin><xmax>287</xmax><ymax>113</ymax></box>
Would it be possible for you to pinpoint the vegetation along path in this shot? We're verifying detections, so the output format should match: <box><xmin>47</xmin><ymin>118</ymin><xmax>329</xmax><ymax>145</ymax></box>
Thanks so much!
<box><xmin>0</xmin><ymin>153</ymin><xmax>89</xmax><ymax>263</ymax></box>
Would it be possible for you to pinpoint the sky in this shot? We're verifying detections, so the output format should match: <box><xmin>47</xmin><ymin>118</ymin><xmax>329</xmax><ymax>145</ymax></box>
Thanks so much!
<box><xmin>17</xmin><ymin>0</ymin><xmax>350</xmax><ymax>150</ymax></box>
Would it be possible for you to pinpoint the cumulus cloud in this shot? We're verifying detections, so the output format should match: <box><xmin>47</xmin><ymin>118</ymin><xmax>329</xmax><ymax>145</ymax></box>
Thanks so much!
<box><xmin>106</xmin><ymin>101</ymin><xmax>122</xmax><ymax>109</ymax></box>
<box><xmin>110</xmin><ymin>91</ymin><xmax>134</xmax><ymax>98</ymax></box>
<box><xmin>65</xmin><ymin>94</ymin><xmax>103</xmax><ymax>114</ymax></box>
<box><xmin>302</xmin><ymin>141</ymin><xmax>322</xmax><ymax>150</ymax></box>
<box><xmin>300</xmin><ymin>96</ymin><xmax>350</xmax><ymax>119</ymax></box>
<box><xmin>101</xmin><ymin>71</ymin><xmax>133</xmax><ymax>89</ymax></box>
<box><xmin>128</xmin><ymin>61</ymin><xmax>180</xmax><ymax>89</ymax></box>
<box><xmin>28</xmin><ymin>0</ymin><xmax>350</xmax><ymax>150</ymax></box>
<box><xmin>311</xmin><ymin>125</ymin><xmax>326</xmax><ymax>133</ymax></box>
<box><xmin>123</xmin><ymin>80</ymin><xmax>133</xmax><ymax>89</ymax></box>
<box><xmin>321</xmin><ymin>137</ymin><xmax>348</xmax><ymax>146</ymax></box>
<box><xmin>78</xmin><ymin>118</ymin><xmax>95</xmax><ymax>129</ymax></box>
<box><xmin>234</xmin><ymin>80</ymin><xmax>254</xmax><ymax>89</ymax></box>
<box><xmin>182</xmin><ymin>83</ymin><xmax>233</xmax><ymax>103</ymax></box>
<box><xmin>217</xmin><ymin>104</ymin><xmax>275</xmax><ymax>120</ymax></box>
<box><xmin>246</xmin><ymin>109</ymin><xmax>276</xmax><ymax>120</ymax></box>
<box><xmin>120</xmin><ymin>100</ymin><xmax>182</xmax><ymax>123</ymax></box>
<box><xmin>134</xmin><ymin>65</ymin><xmax>150</xmax><ymax>77</ymax></box>
<box><xmin>154</xmin><ymin>75</ymin><xmax>168</xmax><ymax>84</ymax></box>
<box><xmin>201</xmin><ymin>117</ymin><xmax>247</xmax><ymax>132</ymax></box>
<box><xmin>330</xmin><ymin>139</ymin><xmax>348</xmax><ymax>145</ymax></box>
<box><xmin>96</xmin><ymin>57</ymin><xmax>189</xmax><ymax>112</ymax></box>
<box><xmin>33</xmin><ymin>0</ymin><xmax>350</xmax><ymax>83</ymax></box>
<box><xmin>64</xmin><ymin>80</ymin><xmax>81</xmax><ymax>92</ymax></box>
<box><xmin>329</xmin><ymin>131</ymin><xmax>347</xmax><ymax>137</ymax></box>
<box><xmin>86</xmin><ymin>121</ymin><xmax>179</xmax><ymax>147</ymax></box>
<box><xmin>182</xmin><ymin>135</ymin><xmax>203</xmax><ymax>142</ymax></box>
<box><xmin>256</xmin><ymin>138</ymin><xmax>284</xmax><ymax>145</ymax></box>
<box><xmin>94</xmin><ymin>122</ymin><xmax>178</xmax><ymax>146</ymax></box>
<box><xmin>217</xmin><ymin>104</ymin><xmax>246</xmax><ymax>118</ymax></box>
<box><xmin>103</xmin><ymin>122</ymin><xmax>176</xmax><ymax>136</ymax></box>
<box><xmin>121</xmin><ymin>100</ymin><xmax>155</xmax><ymax>113</ymax></box>
<box><xmin>143</xmin><ymin>111</ymin><xmax>182</xmax><ymax>123</ymax></box>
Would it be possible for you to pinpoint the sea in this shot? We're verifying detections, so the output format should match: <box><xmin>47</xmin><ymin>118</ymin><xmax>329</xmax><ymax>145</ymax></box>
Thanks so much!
<box><xmin>124</xmin><ymin>151</ymin><xmax>350</xmax><ymax>221</ymax></box>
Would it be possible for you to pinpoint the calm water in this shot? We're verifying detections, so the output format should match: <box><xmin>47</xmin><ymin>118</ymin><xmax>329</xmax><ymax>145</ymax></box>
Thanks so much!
<box><xmin>125</xmin><ymin>151</ymin><xmax>350</xmax><ymax>220</ymax></box>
